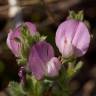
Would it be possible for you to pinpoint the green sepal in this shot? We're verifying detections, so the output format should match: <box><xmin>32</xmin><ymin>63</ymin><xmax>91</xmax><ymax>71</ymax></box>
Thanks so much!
<box><xmin>17</xmin><ymin>57</ymin><xmax>27</xmax><ymax>65</ymax></box>
<box><xmin>67</xmin><ymin>11</ymin><xmax>76</xmax><ymax>20</ymax></box>
<box><xmin>76</xmin><ymin>10</ymin><xmax>84</xmax><ymax>21</ymax></box>
<box><xmin>67</xmin><ymin>10</ymin><xmax>84</xmax><ymax>21</ymax></box>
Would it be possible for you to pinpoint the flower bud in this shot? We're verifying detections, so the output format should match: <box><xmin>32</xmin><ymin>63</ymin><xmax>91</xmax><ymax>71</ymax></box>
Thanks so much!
<box><xmin>18</xmin><ymin>66</ymin><xmax>26</xmax><ymax>86</ymax></box>
<box><xmin>55</xmin><ymin>19</ymin><xmax>90</xmax><ymax>58</ymax></box>
<box><xmin>28</xmin><ymin>41</ymin><xmax>61</xmax><ymax>80</ymax></box>
<box><xmin>46</xmin><ymin>57</ymin><xmax>61</xmax><ymax>77</ymax></box>
<box><xmin>7</xmin><ymin>22</ymin><xmax>37</xmax><ymax>57</ymax></box>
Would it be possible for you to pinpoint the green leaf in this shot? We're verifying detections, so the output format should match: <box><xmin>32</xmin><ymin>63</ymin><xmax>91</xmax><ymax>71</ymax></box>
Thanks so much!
<box><xmin>7</xmin><ymin>81</ymin><xmax>26</xmax><ymax>96</ymax></box>
<box><xmin>74</xmin><ymin>61</ymin><xmax>83</xmax><ymax>72</ymax></box>
<box><xmin>17</xmin><ymin>57</ymin><xmax>27</xmax><ymax>65</ymax></box>
<box><xmin>25</xmin><ymin>75</ymin><xmax>33</xmax><ymax>93</ymax></box>
<box><xmin>21</xmin><ymin>25</ymin><xmax>30</xmax><ymax>39</ymax></box>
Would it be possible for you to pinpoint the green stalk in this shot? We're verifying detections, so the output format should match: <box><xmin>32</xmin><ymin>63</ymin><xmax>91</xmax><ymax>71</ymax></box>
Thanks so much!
<box><xmin>32</xmin><ymin>77</ymin><xmax>42</xmax><ymax>96</ymax></box>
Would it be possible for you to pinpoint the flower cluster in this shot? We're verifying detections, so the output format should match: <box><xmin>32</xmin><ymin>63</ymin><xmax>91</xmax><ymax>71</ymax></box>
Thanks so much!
<box><xmin>7</xmin><ymin>12</ymin><xmax>90</xmax><ymax>96</ymax></box>
<box><xmin>7</xmin><ymin>22</ymin><xmax>61</xmax><ymax>80</ymax></box>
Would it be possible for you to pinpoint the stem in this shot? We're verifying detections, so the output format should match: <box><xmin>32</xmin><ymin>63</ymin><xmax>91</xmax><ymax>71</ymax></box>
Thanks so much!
<box><xmin>35</xmin><ymin>81</ymin><xmax>41</xmax><ymax>96</ymax></box>
<box><xmin>32</xmin><ymin>78</ymin><xmax>42</xmax><ymax>96</ymax></box>
<box><xmin>54</xmin><ymin>66</ymin><xmax>71</xmax><ymax>96</ymax></box>
<box><xmin>57</xmin><ymin>81</ymin><xmax>70</xmax><ymax>96</ymax></box>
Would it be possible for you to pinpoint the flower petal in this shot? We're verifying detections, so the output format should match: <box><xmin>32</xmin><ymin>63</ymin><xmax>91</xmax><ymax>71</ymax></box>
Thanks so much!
<box><xmin>55</xmin><ymin>19</ymin><xmax>90</xmax><ymax>57</ymax></box>
<box><xmin>7</xmin><ymin>29</ymin><xmax>21</xmax><ymax>57</ymax></box>
<box><xmin>55</xmin><ymin>19</ymin><xmax>79</xmax><ymax>50</ymax></box>
<box><xmin>72</xmin><ymin>21</ymin><xmax>90</xmax><ymax>56</ymax></box>
<box><xmin>28</xmin><ymin>41</ymin><xmax>54</xmax><ymax>80</ymax></box>
<box><xmin>46</xmin><ymin>57</ymin><xmax>61</xmax><ymax>77</ymax></box>
<box><xmin>25</xmin><ymin>22</ymin><xmax>37</xmax><ymax>35</ymax></box>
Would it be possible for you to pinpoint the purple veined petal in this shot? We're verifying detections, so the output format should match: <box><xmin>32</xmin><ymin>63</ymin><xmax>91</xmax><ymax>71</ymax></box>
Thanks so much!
<box><xmin>28</xmin><ymin>48</ymin><xmax>46</xmax><ymax>80</ymax></box>
<box><xmin>34</xmin><ymin>41</ymin><xmax>54</xmax><ymax>63</ymax></box>
<box><xmin>7</xmin><ymin>29</ymin><xmax>21</xmax><ymax>57</ymax></box>
<box><xmin>72</xmin><ymin>21</ymin><xmax>90</xmax><ymax>56</ymax></box>
<box><xmin>55</xmin><ymin>19</ymin><xmax>79</xmax><ymax>50</ymax></box>
<box><xmin>46</xmin><ymin>57</ymin><xmax>61</xmax><ymax>77</ymax></box>
<box><xmin>59</xmin><ymin>37</ymin><xmax>74</xmax><ymax>58</ymax></box>
<box><xmin>55</xmin><ymin>19</ymin><xmax>90</xmax><ymax>57</ymax></box>
<box><xmin>28</xmin><ymin>41</ymin><xmax>55</xmax><ymax>80</ymax></box>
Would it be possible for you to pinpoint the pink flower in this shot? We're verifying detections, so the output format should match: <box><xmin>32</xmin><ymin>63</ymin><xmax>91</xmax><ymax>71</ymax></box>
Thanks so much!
<box><xmin>7</xmin><ymin>22</ymin><xmax>37</xmax><ymax>57</ymax></box>
<box><xmin>55</xmin><ymin>19</ymin><xmax>90</xmax><ymax>58</ymax></box>
<box><xmin>28</xmin><ymin>41</ymin><xmax>61</xmax><ymax>80</ymax></box>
